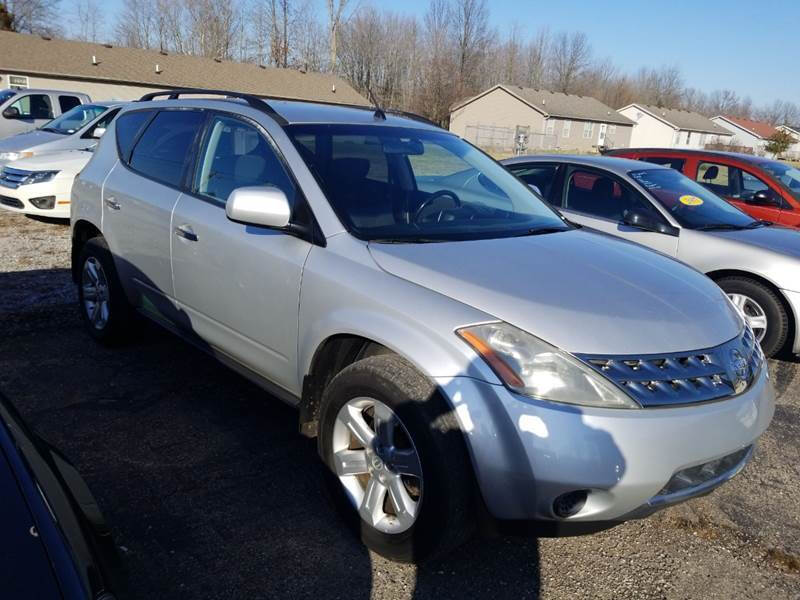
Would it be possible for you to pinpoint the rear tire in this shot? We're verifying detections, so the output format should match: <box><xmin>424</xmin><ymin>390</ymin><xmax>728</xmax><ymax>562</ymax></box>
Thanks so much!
<box><xmin>318</xmin><ymin>354</ymin><xmax>475</xmax><ymax>563</ymax></box>
<box><xmin>77</xmin><ymin>237</ymin><xmax>133</xmax><ymax>345</ymax></box>
<box><xmin>716</xmin><ymin>276</ymin><xmax>788</xmax><ymax>358</ymax></box>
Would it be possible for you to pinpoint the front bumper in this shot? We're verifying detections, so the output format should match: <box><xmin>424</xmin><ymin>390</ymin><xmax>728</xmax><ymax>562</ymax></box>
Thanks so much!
<box><xmin>435</xmin><ymin>363</ymin><xmax>774</xmax><ymax>524</ymax></box>
<box><xmin>0</xmin><ymin>180</ymin><xmax>71</xmax><ymax>218</ymax></box>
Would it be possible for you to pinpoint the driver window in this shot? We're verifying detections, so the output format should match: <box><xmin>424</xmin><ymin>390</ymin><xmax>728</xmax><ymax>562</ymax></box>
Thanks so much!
<box><xmin>565</xmin><ymin>169</ymin><xmax>656</xmax><ymax>222</ymax></box>
<box><xmin>195</xmin><ymin>115</ymin><xmax>296</xmax><ymax>205</ymax></box>
<box><xmin>8</xmin><ymin>94</ymin><xmax>53</xmax><ymax>119</ymax></box>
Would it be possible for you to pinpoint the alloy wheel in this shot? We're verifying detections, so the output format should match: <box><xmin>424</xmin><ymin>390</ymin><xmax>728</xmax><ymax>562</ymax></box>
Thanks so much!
<box><xmin>728</xmin><ymin>293</ymin><xmax>768</xmax><ymax>342</ymax></box>
<box><xmin>331</xmin><ymin>397</ymin><xmax>423</xmax><ymax>534</ymax></box>
<box><xmin>82</xmin><ymin>256</ymin><xmax>110</xmax><ymax>330</ymax></box>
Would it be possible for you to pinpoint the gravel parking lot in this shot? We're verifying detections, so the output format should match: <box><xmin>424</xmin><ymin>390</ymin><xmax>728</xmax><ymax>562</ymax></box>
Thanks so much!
<box><xmin>1</xmin><ymin>210</ymin><xmax>799</xmax><ymax>599</ymax></box>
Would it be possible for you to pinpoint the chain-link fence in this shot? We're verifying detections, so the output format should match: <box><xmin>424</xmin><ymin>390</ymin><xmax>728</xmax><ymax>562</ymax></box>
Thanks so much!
<box><xmin>463</xmin><ymin>123</ymin><xmax>558</xmax><ymax>154</ymax></box>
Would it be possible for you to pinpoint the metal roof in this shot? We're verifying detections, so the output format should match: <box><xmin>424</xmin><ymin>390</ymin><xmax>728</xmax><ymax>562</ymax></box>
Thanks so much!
<box><xmin>502</xmin><ymin>154</ymin><xmax>666</xmax><ymax>176</ymax></box>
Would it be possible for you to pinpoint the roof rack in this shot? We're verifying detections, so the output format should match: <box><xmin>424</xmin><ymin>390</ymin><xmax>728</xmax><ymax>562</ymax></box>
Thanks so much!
<box><xmin>137</xmin><ymin>88</ymin><xmax>288</xmax><ymax>126</ymax></box>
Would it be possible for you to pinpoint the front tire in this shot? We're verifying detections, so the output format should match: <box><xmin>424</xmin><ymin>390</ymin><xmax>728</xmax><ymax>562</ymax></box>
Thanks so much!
<box><xmin>77</xmin><ymin>237</ymin><xmax>133</xmax><ymax>345</ymax></box>
<box><xmin>318</xmin><ymin>354</ymin><xmax>475</xmax><ymax>563</ymax></box>
<box><xmin>717</xmin><ymin>276</ymin><xmax>788</xmax><ymax>358</ymax></box>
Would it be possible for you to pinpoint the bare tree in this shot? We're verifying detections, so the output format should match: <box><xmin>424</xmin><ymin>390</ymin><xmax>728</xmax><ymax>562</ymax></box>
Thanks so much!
<box><xmin>6</xmin><ymin>0</ymin><xmax>59</xmax><ymax>35</ymax></box>
<box><xmin>71</xmin><ymin>0</ymin><xmax>104</xmax><ymax>42</ymax></box>
<box><xmin>550</xmin><ymin>31</ymin><xmax>591</xmax><ymax>94</ymax></box>
<box><xmin>523</xmin><ymin>28</ymin><xmax>550</xmax><ymax>88</ymax></box>
<box><xmin>326</xmin><ymin>0</ymin><xmax>348</xmax><ymax>71</ymax></box>
<box><xmin>115</xmin><ymin>0</ymin><xmax>156</xmax><ymax>48</ymax></box>
<box><xmin>450</xmin><ymin>0</ymin><xmax>491</xmax><ymax>95</ymax></box>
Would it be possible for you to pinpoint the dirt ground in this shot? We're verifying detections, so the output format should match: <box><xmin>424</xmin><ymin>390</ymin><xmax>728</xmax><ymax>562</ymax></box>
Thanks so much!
<box><xmin>1</xmin><ymin>210</ymin><xmax>798</xmax><ymax>599</ymax></box>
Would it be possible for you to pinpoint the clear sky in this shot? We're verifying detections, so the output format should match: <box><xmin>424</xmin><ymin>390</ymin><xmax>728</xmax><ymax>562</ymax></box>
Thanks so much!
<box><xmin>96</xmin><ymin>0</ymin><xmax>798</xmax><ymax>106</ymax></box>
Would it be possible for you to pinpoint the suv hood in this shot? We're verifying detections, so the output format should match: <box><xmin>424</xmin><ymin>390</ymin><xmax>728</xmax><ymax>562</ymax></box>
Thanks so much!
<box><xmin>0</xmin><ymin>129</ymin><xmax>65</xmax><ymax>154</ymax></box>
<box><xmin>368</xmin><ymin>230</ymin><xmax>741</xmax><ymax>355</ymax></box>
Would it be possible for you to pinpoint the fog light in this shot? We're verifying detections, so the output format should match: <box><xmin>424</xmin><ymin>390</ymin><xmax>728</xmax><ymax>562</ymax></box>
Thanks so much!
<box><xmin>657</xmin><ymin>446</ymin><xmax>751</xmax><ymax>497</ymax></box>
<box><xmin>30</xmin><ymin>195</ymin><xmax>55</xmax><ymax>209</ymax></box>
<box><xmin>553</xmin><ymin>490</ymin><xmax>588</xmax><ymax>518</ymax></box>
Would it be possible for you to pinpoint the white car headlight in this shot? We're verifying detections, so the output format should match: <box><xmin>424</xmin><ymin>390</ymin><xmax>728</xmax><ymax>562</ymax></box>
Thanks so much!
<box><xmin>457</xmin><ymin>322</ymin><xmax>640</xmax><ymax>409</ymax></box>
<box><xmin>23</xmin><ymin>170</ymin><xmax>60</xmax><ymax>185</ymax></box>
<box><xmin>0</xmin><ymin>151</ymin><xmax>33</xmax><ymax>161</ymax></box>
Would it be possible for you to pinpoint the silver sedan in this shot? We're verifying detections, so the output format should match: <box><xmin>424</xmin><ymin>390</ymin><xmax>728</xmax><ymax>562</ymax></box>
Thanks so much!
<box><xmin>503</xmin><ymin>154</ymin><xmax>800</xmax><ymax>358</ymax></box>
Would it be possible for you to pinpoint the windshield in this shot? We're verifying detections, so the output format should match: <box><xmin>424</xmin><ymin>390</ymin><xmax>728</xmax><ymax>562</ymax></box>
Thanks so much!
<box><xmin>629</xmin><ymin>168</ymin><xmax>756</xmax><ymax>229</ymax></box>
<box><xmin>758</xmin><ymin>159</ymin><xmax>800</xmax><ymax>200</ymax></box>
<box><xmin>287</xmin><ymin>124</ymin><xmax>568</xmax><ymax>241</ymax></box>
<box><xmin>0</xmin><ymin>90</ymin><xmax>16</xmax><ymax>105</ymax></box>
<box><xmin>40</xmin><ymin>104</ymin><xmax>107</xmax><ymax>135</ymax></box>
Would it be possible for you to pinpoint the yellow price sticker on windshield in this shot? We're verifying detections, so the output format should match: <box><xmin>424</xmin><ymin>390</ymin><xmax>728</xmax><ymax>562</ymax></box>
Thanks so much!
<box><xmin>679</xmin><ymin>195</ymin><xmax>704</xmax><ymax>206</ymax></box>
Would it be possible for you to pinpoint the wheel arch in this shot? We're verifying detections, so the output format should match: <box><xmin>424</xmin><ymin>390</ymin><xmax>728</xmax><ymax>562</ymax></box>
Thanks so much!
<box><xmin>299</xmin><ymin>334</ymin><xmax>395</xmax><ymax>437</ymax></box>
<box><xmin>707</xmin><ymin>268</ymin><xmax>795</xmax><ymax>351</ymax></box>
<box><xmin>71</xmin><ymin>219</ymin><xmax>103</xmax><ymax>283</ymax></box>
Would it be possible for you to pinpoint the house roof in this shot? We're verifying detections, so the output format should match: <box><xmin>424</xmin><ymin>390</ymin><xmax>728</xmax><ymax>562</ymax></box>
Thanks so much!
<box><xmin>778</xmin><ymin>124</ymin><xmax>800</xmax><ymax>138</ymax></box>
<box><xmin>452</xmin><ymin>84</ymin><xmax>635</xmax><ymax>126</ymax></box>
<box><xmin>621</xmin><ymin>103</ymin><xmax>731</xmax><ymax>136</ymax></box>
<box><xmin>0</xmin><ymin>31</ymin><xmax>367</xmax><ymax>106</ymax></box>
<box><xmin>713</xmin><ymin>115</ymin><xmax>778</xmax><ymax>140</ymax></box>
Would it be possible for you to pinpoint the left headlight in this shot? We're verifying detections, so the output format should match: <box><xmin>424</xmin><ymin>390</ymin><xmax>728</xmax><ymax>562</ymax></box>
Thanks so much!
<box><xmin>457</xmin><ymin>322</ymin><xmax>640</xmax><ymax>409</ymax></box>
<box><xmin>23</xmin><ymin>170</ymin><xmax>59</xmax><ymax>185</ymax></box>
<box><xmin>0</xmin><ymin>151</ymin><xmax>33</xmax><ymax>161</ymax></box>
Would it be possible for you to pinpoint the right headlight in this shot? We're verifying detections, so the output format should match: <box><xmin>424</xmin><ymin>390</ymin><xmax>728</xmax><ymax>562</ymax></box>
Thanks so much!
<box><xmin>457</xmin><ymin>322</ymin><xmax>640</xmax><ymax>409</ymax></box>
<box><xmin>0</xmin><ymin>151</ymin><xmax>32</xmax><ymax>161</ymax></box>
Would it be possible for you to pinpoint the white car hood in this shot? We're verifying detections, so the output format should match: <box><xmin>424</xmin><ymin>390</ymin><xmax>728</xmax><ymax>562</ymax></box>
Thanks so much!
<box><xmin>0</xmin><ymin>129</ymin><xmax>64</xmax><ymax>153</ymax></box>
<box><xmin>368</xmin><ymin>229</ymin><xmax>741</xmax><ymax>355</ymax></box>
<box><xmin>7</xmin><ymin>150</ymin><xmax>92</xmax><ymax>175</ymax></box>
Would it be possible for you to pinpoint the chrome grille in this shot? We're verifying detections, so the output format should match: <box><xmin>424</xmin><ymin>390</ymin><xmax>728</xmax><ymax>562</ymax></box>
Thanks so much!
<box><xmin>577</xmin><ymin>327</ymin><xmax>762</xmax><ymax>407</ymax></box>
<box><xmin>0</xmin><ymin>167</ymin><xmax>31</xmax><ymax>189</ymax></box>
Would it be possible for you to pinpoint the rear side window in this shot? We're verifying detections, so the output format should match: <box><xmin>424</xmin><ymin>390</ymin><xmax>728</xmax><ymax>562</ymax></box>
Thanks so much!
<box><xmin>129</xmin><ymin>110</ymin><xmax>204</xmax><ymax>188</ymax></box>
<box><xmin>507</xmin><ymin>164</ymin><xmax>559</xmax><ymax>203</ymax></box>
<box><xmin>58</xmin><ymin>95</ymin><xmax>81</xmax><ymax>113</ymax></box>
<box><xmin>115</xmin><ymin>110</ymin><xmax>154</xmax><ymax>162</ymax></box>
<box><xmin>640</xmin><ymin>156</ymin><xmax>685</xmax><ymax>171</ymax></box>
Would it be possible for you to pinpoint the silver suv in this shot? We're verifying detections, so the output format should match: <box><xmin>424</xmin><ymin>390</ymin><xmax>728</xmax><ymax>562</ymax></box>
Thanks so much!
<box><xmin>70</xmin><ymin>90</ymin><xmax>775</xmax><ymax>563</ymax></box>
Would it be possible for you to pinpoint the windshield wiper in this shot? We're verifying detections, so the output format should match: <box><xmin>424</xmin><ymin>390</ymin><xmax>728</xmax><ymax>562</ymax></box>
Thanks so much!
<box><xmin>370</xmin><ymin>237</ymin><xmax>447</xmax><ymax>244</ymax></box>
<box><xmin>516</xmin><ymin>226</ymin><xmax>570</xmax><ymax>237</ymax></box>
<box><xmin>694</xmin><ymin>223</ymin><xmax>748</xmax><ymax>231</ymax></box>
<box><xmin>744</xmin><ymin>219</ymin><xmax>773</xmax><ymax>229</ymax></box>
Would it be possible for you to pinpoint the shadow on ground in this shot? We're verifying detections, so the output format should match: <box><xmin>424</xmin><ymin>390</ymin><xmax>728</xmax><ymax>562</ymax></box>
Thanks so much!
<box><xmin>0</xmin><ymin>271</ymin><xmax>542</xmax><ymax>599</ymax></box>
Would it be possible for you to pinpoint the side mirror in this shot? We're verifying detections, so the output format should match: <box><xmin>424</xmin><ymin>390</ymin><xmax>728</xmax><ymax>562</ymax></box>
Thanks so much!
<box><xmin>622</xmin><ymin>210</ymin><xmax>679</xmax><ymax>236</ymax></box>
<box><xmin>91</xmin><ymin>126</ymin><xmax>106</xmax><ymax>139</ymax></box>
<box><xmin>2</xmin><ymin>106</ymin><xmax>20</xmax><ymax>119</ymax></box>
<box><xmin>225</xmin><ymin>185</ymin><xmax>291</xmax><ymax>229</ymax></box>
<box><xmin>747</xmin><ymin>189</ymin><xmax>780</xmax><ymax>207</ymax></box>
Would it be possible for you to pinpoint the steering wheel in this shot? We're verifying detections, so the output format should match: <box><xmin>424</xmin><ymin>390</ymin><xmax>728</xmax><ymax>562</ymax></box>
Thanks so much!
<box><xmin>413</xmin><ymin>190</ymin><xmax>462</xmax><ymax>224</ymax></box>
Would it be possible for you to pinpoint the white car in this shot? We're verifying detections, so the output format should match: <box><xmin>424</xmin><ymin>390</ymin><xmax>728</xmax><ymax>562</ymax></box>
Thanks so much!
<box><xmin>0</xmin><ymin>149</ymin><xmax>91</xmax><ymax>218</ymax></box>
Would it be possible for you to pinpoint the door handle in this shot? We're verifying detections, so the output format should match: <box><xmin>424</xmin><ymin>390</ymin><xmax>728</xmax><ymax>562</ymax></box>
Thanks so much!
<box><xmin>175</xmin><ymin>224</ymin><xmax>198</xmax><ymax>242</ymax></box>
<box><xmin>105</xmin><ymin>196</ymin><xmax>121</xmax><ymax>210</ymax></box>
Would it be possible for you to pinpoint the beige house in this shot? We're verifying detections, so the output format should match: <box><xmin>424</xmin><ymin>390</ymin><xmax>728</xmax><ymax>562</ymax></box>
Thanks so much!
<box><xmin>449</xmin><ymin>84</ymin><xmax>634</xmax><ymax>153</ymax></box>
<box><xmin>618</xmin><ymin>103</ymin><xmax>732</xmax><ymax>149</ymax></box>
<box><xmin>0</xmin><ymin>31</ymin><xmax>367</xmax><ymax>105</ymax></box>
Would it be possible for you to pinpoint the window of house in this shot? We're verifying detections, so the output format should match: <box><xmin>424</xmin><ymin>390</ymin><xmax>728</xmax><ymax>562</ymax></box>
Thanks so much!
<box><xmin>562</xmin><ymin>120</ymin><xmax>571</xmax><ymax>137</ymax></box>
<box><xmin>583</xmin><ymin>122</ymin><xmax>593</xmax><ymax>139</ymax></box>
<box><xmin>608</xmin><ymin>124</ymin><xmax>617</xmax><ymax>135</ymax></box>
<box><xmin>686</xmin><ymin>132</ymin><xmax>692</xmax><ymax>145</ymax></box>
<box><xmin>545</xmin><ymin>120</ymin><xmax>555</xmax><ymax>136</ymax></box>
<box><xmin>673</xmin><ymin>131</ymin><xmax>680</xmax><ymax>145</ymax></box>
<box><xmin>8</xmin><ymin>75</ymin><xmax>28</xmax><ymax>89</ymax></box>
<box><xmin>128</xmin><ymin>109</ymin><xmax>204</xmax><ymax>188</ymax></box>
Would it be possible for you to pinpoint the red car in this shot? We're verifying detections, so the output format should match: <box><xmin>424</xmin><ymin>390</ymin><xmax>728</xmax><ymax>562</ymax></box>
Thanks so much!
<box><xmin>605</xmin><ymin>148</ymin><xmax>800</xmax><ymax>229</ymax></box>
